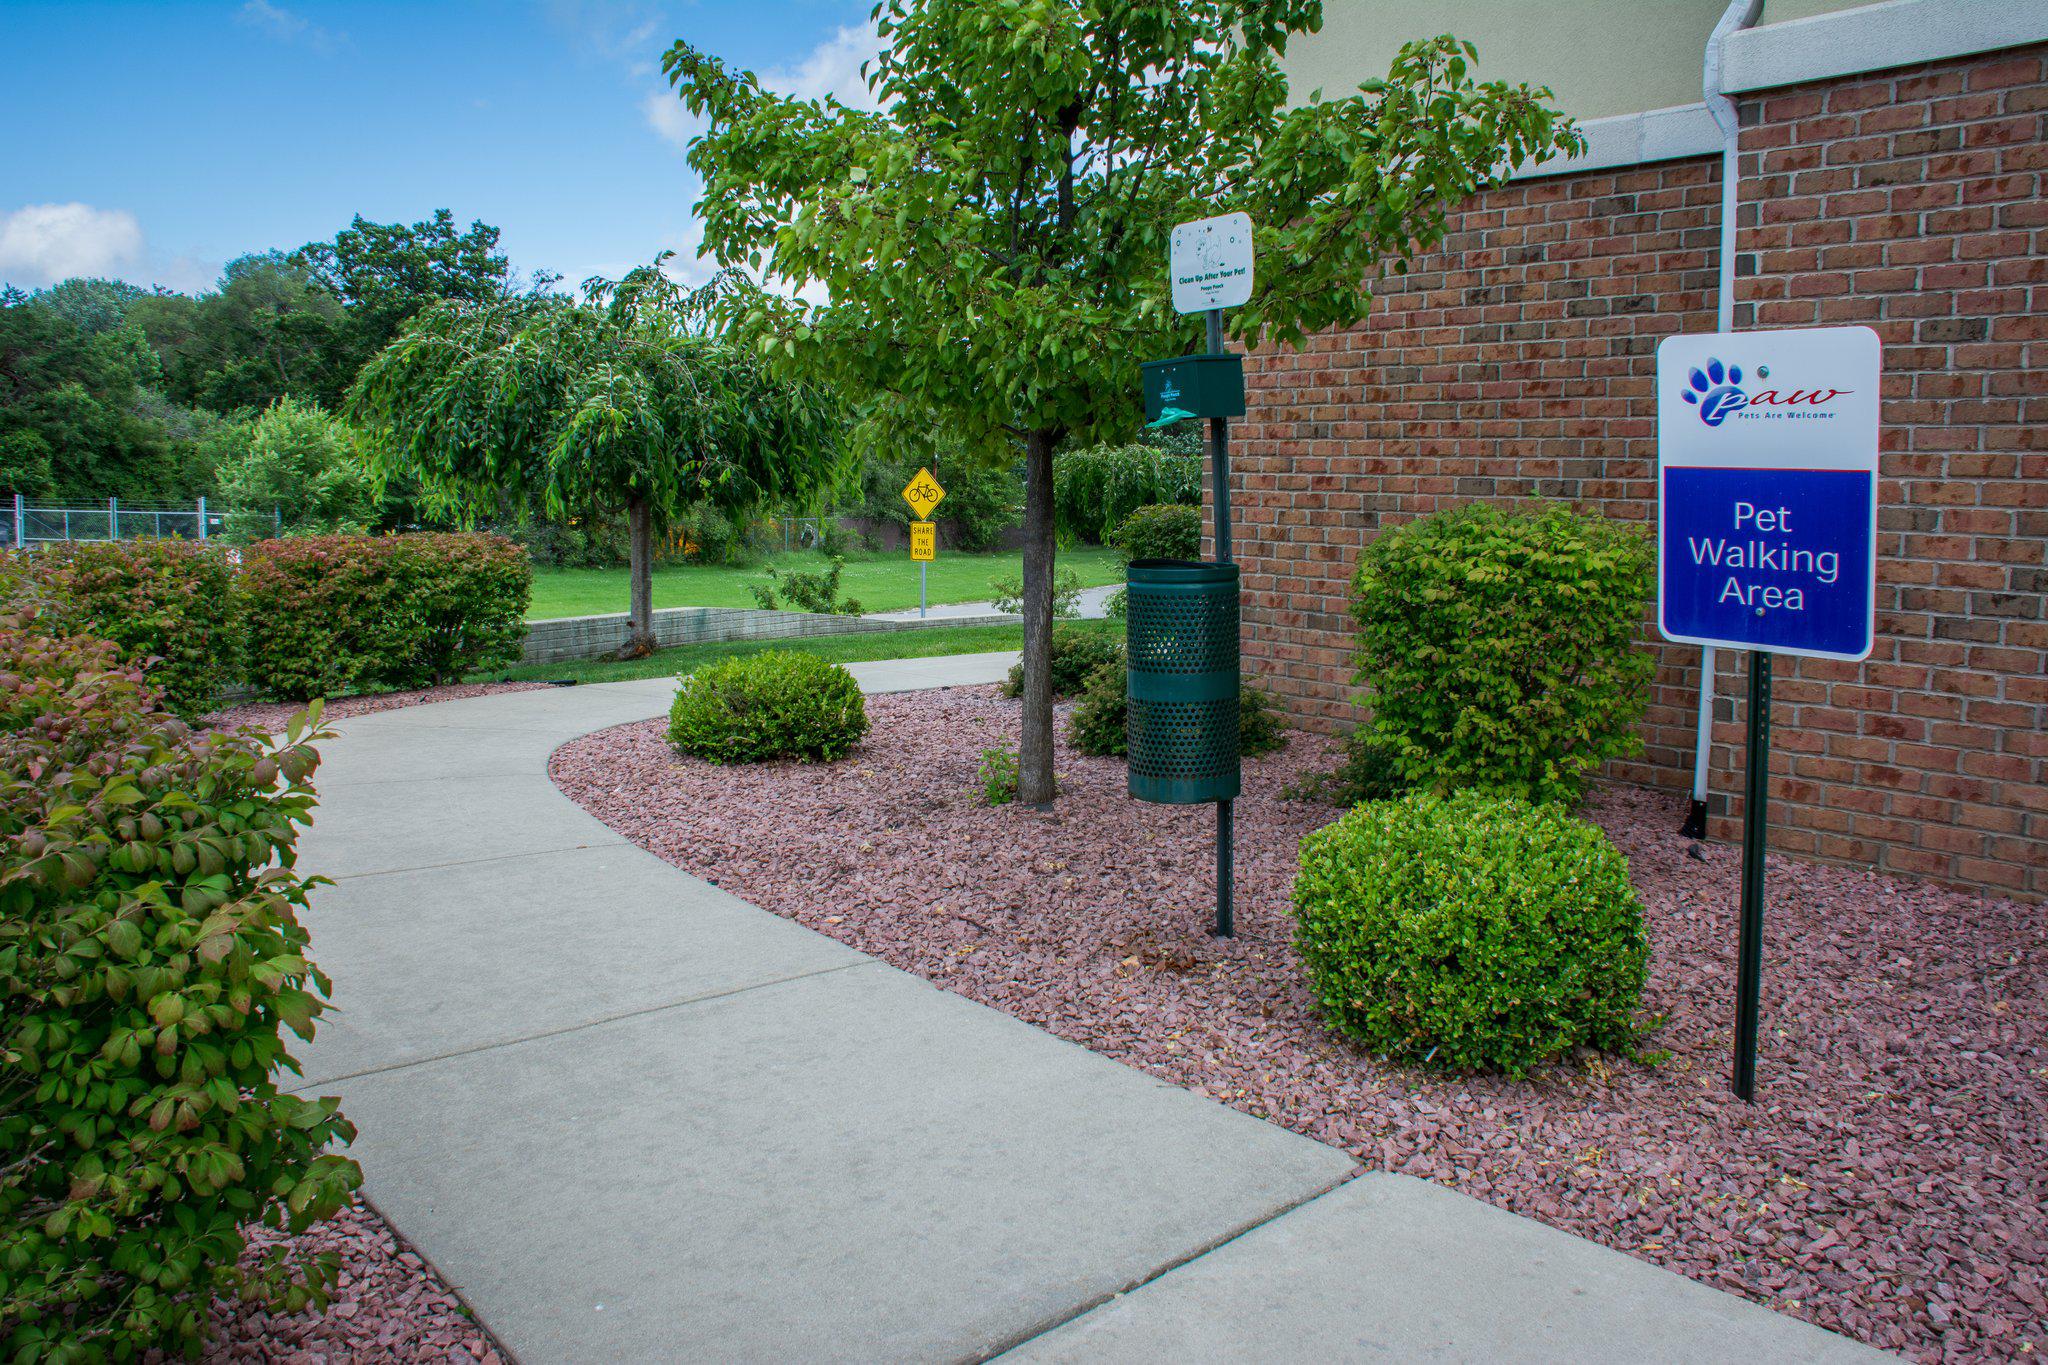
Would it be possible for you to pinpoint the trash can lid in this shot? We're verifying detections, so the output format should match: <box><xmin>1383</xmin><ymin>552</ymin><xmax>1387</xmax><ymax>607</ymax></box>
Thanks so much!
<box><xmin>1127</xmin><ymin>559</ymin><xmax>1238</xmax><ymax>585</ymax></box>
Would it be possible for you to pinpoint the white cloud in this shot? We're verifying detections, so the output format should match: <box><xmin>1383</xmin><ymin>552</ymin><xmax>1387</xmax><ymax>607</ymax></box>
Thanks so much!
<box><xmin>237</xmin><ymin>0</ymin><xmax>345</xmax><ymax>51</ymax></box>
<box><xmin>641</xmin><ymin>89</ymin><xmax>705</xmax><ymax>153</ymax></box>
<box><xmin>626</xmin><ymin>22</ymin><xmax>882</xmax><ymax>304</ymax></box>
<box><xmin>642</xmin><ymin>20</ymin><xmax>882</xmax><ymax>153</ymax></box>
<box><xmin>0</xmin><ymin>203</ymin><xmax>145</xmax><ymax>288</ymax></box>
<box><xmin>761</xmin><ymin>22</ymin><xmax>884</xmax><ymax>111</ymax></box>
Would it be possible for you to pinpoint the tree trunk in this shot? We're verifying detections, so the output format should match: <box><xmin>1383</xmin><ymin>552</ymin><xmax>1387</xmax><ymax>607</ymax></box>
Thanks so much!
<box><xmin>626</xmin><ymin>495</ymin><xmax>656</xmax><ymax>657</ymax></box>
<box><xmin>1018</xmin><ymin>429</ymin><xmax>1058</xmax><ymax>806</ymax></box>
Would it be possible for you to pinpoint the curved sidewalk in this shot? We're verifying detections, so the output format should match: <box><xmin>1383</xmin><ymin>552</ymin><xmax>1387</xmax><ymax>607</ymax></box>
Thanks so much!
<box><xmin>292</xmin><ymin>657</ymin><xmax>1883</xmax><ymax>1364</ymax></box>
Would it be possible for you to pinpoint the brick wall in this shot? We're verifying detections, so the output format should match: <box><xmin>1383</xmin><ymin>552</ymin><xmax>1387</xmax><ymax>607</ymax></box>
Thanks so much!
<box><xmin>1230</xmin><ymin>45</ymin><xmax>2046</xmax><ymax>900</ymax></box>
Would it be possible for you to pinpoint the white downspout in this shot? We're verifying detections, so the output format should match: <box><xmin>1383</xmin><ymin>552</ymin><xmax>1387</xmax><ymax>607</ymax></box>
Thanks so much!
<box><xmin>1684</xmin><ymin>0</ymin><xmax>1765</xmax><ymax>840</ymax></box>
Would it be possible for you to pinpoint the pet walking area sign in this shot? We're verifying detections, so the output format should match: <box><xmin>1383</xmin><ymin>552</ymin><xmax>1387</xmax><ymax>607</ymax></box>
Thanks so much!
<box><xmin>1658</xmin><ymin>326</ymin><xmax>1880</xmax><ymax>661</ymax></box>
<box><xmin>1657</xmin><ymin>324</ymin><xmax>1881</xmax><ymax>1102</ymax></box>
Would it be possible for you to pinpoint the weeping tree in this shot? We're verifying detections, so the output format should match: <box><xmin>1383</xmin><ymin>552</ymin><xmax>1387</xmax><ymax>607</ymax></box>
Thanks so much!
<box><xmin>664</xmin><ymin>1</ymin><xmax>1582</xmax><ymax>805</ymax></box>
<box><xmin>350</xmin><ymin>260</ymin><xmax>840</xmax><ymax>652</ymax></box>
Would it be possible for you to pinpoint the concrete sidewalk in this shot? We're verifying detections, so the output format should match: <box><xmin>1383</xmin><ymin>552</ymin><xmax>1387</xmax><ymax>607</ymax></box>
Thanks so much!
<box><xmin>866</xmin><ymin>582</ymin><xmax>1118</xmax><ymax>623</ymax></box>
<box><xmin>293</xmin><ymin>655</ymin><xmax>1884</xmax><ymax>1363</ymax></box>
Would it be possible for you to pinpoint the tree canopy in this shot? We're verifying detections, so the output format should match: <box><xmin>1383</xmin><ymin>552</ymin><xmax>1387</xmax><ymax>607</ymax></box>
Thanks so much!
<box><xmin>0</xmin><ymin>291</ymin><xmax>207</xmax><ymax>499</ymax></box>
<box><xmin>128</xmin><ymin>254</ymin><xmax>352</xmax><ymax>413</ymax></box>
<box><xmin>664</xmin><ymin>0</ymin><xmax>1582</xmax><ymax>802</ymax></box>
<box><xmin>349</xmin><ymin>260</ymin><xmax>842</xmax><ymax>646</ymax></box>
<box><xmin>294</xmin><ymin>209</ymin><xmax>517</xmax><ymax>375</ymax></box>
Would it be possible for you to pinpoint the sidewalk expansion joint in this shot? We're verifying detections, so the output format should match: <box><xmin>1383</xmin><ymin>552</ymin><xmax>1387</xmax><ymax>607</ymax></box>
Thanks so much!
<box><xmin>293</xmin><ymin>960</ymin><xmax>876</xmax><ymax>1092</ymax></box>
<box><xmin>322</xmin><ymin>839</ymin><xmax>629</xmax><ymax>881</ymax></box>
<box><xmin>971</xmin><ymin>1164</ymin><xmax>1364</xmax><ymax>1363</ymax></box>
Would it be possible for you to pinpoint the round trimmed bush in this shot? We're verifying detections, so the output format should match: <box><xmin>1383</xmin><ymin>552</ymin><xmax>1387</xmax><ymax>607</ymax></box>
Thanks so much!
<box><xmin>668</xmin><ymin>650</ymin><xmax>870</xmax><ymax>763</ymax></box>
<box><xmin>1110</xmin><ymin>502</ymin><xmax>1201</xmax><ymax>563</ymax></box>
<box><xmin>1292</xmin><ymin>791</ymin><xmax>1648</xmax><ymax>1076</ymax></box>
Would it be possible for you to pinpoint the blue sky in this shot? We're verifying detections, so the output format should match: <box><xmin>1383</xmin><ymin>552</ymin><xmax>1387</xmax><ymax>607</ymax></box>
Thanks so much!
<box><xmin>0</xmin><ymin>0</ymin><xmax>879</xmax><ymax>295</ymax></box>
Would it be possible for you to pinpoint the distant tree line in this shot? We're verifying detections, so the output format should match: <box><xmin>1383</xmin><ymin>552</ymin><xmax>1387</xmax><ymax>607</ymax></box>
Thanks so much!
<box><xmin>0</xmin><ymin>209</ymin><xmax>525</xmax><ymax>511</ymax></box>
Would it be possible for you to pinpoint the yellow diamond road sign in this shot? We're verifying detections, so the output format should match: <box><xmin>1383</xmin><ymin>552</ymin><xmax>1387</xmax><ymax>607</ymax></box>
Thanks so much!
<box><xmin>901</xmin><ymin>467</ymin><xmax>946</xmax><ymax>519</ymax></box>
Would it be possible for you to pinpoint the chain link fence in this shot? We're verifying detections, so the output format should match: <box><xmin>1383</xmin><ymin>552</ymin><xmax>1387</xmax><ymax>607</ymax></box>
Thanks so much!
<box><xmin>1</xmin><ymin>495</ymin><xmax>268</xmax><ymax>546</ymax></box>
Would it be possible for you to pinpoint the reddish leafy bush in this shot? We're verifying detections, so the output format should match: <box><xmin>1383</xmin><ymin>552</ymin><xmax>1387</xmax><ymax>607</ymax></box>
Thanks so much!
<box><xmin>0</xmin><ymin>587</ymin><xmax>360</xmax><ymax>1359</ymax></box>
<box><xmin>239</xmin><ymin>533</ymin><xmax>531</xmax><ymax>700</ymax></box>
<box><xmin>8</xmin><ymin>540</ymin><xmax>241</xmax><ymax>719</ymax></box>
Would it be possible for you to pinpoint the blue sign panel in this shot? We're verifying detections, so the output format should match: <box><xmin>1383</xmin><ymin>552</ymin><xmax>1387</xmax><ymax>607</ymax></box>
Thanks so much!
<box><xmin>1661</xmin><ymin>467</ymin><xmax>1873</xmax><ymax>658</ymax></box>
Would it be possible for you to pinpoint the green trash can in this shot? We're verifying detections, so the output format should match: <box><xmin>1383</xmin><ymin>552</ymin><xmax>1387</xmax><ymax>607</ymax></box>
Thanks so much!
<box><xmin>1125</xmin><ymin>559</ymin><xmax>1240</xmax><ymax>805</ymax></box>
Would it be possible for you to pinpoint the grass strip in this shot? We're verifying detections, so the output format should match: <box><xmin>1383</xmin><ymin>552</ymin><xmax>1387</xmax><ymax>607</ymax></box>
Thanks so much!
<box><xmin>479</xmin><ymin>617</ymin><xmax>1122</xmax><ymax>686</ymax></box>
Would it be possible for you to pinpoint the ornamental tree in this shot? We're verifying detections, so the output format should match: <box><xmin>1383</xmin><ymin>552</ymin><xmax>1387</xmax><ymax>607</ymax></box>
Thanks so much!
<box><xmin>664</xmin><ymin>1</ymin><xmax>1582</xmax><ymax>804</ymax></box>
<box><xmin>350</xmin><ymin>261</ymin><xmax>840</xmax><ymax>651</ymax></box>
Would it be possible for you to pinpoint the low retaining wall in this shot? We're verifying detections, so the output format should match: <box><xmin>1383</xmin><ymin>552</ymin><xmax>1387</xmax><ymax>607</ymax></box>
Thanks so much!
<box><xmin>520</xmin><ymin>605</ymin><xmax>1015</xmax><ymax>667</ymax></box>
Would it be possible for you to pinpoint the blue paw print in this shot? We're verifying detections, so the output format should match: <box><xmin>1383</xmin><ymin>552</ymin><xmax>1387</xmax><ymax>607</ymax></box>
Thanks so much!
<box><xmin>1681</xmin><ymin>357</ymin><xmax>1747</xmax><ymax>426</ymax></box>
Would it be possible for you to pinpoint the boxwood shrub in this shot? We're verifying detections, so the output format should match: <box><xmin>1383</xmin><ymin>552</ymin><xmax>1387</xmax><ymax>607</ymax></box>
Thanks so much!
<box><xmin>1350</xmin><ymin>503</ymin><xmax>1653</xmax><ymax>805</ymax></box>
<box><xmin>11</xmin><ymin>540</ymin><xmax>241</xmax><ymax>720</ymax></box>
<box><xmin>668</xmin><ymin>650</ymin><xmax>870</xmax><ymax>763</ymax></box>
<box><xmin>1002</xmin><ymin>625</ymin><xmax>1120</xmax><ymax>700</ymax></box>
<box><xmin>0</xmin><ymin>591</ymin><xmax>360</xmax><ymax>1359</ymax></box>
<box><xmin>239</xmin><ymin>533</ymin><xmax>531</xmax><ymax>700</ymax></box>
<box><xmin>1293</xmin><ymin>790</ymin><xmax>1649</xmax><ymax>1076</ymax></box>
<box><xmin>1068</xmin><ymin>657</ymin><xmax>1288</xmax><ymax>759</ymax></box>
<box><xmin>1109</xmin><ymin>503</ymin><xmax>1202</xmax><ymax>563</ymax></box>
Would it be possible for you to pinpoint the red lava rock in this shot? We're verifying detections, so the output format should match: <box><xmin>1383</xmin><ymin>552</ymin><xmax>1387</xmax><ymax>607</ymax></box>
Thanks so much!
<box><xmin>203</xmin><ymin>682</ymin><xmax>551</xmax><ymax>734</ymax></box>
<box><xmin>550</xmin><ymin>685</ymin><xmax>2048</xmax><ymax>1364</ymax></box>
<box><xmin>171</xmin><ymin>1199</ymin><xmax>499</xmax><ymax>1362</ymax></box>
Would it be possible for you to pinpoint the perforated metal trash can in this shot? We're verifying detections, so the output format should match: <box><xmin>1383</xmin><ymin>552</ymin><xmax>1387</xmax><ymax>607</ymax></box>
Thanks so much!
<box><xmin>1126</xmin><ymin>559</ymin><xmax>1240</xmax><ymax>805</ymax></box>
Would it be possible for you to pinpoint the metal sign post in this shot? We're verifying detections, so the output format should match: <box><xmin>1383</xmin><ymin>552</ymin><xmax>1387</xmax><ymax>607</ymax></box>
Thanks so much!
<box><xmin>901</xmin><ymin>470</ymin><xmax>946</xmax><ymax>621</ymax></box>
<box><xmin>1655</xmin><ymin>325</ymin><xmax>1880</xmax><ymax>1101</ymax></box>
<box><xmin>1170</xmin><ymin>211</ymin><xmax>1252</xmax><ymax>940</ymax></box>
<box><xmin>908</xmin><ymin>519</ymin><xmax>936</xmax><ymax>617</ymax></box>
<box><xmin>1207</xmin><ymin>306</ymin><xmax>1234</xmax><ymax>938</ymax></box>
<box><xmin>1733</xmin><ymin>648</ymin><xmax>1772</xmax><ymax>1100</ymax></box>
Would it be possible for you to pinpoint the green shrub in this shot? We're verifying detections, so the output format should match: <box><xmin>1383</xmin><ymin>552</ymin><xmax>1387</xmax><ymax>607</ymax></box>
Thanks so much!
<box><xmin>1110</xmin><ymin>503</ymin><xmax>1202</xmax><ymax>562</ymax></box>
<box><xmin>748</xmin><ymin>555</ymin><xmax>862</xmax><ymax>616</ymax></box>
<box><xmin>668</xmin><ymin>650</ymin><xmax>870</xmax><ymax>763</ymax></box>
<box><xmin>1067</xmin><ymin>657</ymin><xmax>1288</xmax><ymax>759</ymax></box>
<box><xmin>989</xmin><ymin>567</ymin><xmax>1083</xmax><ymax>618</ymax></box>
<box><xmin>0</xmin><ymin>598</ymin><xmax>359</xmax><ymax>1360</ymax></box>
<box><xmin>1293</xmin><ymin>791</ymin><xmax>1649</xmax><ymax>1076</ymax></box>
<box><xmin>1002</xmin><ymin>625</ymin><xmax>1120</xmax><ymax>699</ymax></box>
<box><xmin>1052</xmin><ymin>445</ymin><xmax>1201</xmax><ymax>542</ymax></box>
<box><xmin>212</xmin><ymin>397</ymin><xmax>380</xmax><ymax>541</ymax></box>
<box><xmin>1351</xmin><ymin>503</ymin><xmax>1653</xmax><ymax>805</ymax></box>
<box><xmin>977</xmin><ymin>745</ymin><xmax>1019</xmax><ymax>805</ymax></box>
<box><xmin>1068</xmin><ymin>662</ymin><xmax>1128</xmax><ymax>756</ymax></box>
<box><xmin>1284</xmin><ymin>726</ymin><xmax>1409</xmax><ymax>806</ymax></box>
<box><xmin>16</xmin><ymin>540</ymin><xmax>241</xmax><ymax>718</ymax></box>
<box><xmin>1236</xmin><ymin>683</ymin><xmax>1289</xmax><ymax>757</ymax></box>
<box><xmin>239</xmin><ymin>533</ymin><xmax>531</xmax><ymax>700</ymax></box>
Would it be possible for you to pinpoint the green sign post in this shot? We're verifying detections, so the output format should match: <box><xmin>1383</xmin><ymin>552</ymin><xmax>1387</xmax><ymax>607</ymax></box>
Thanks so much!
<box><xmin>1126</xmin><ymin>212</ymin><xmax>1252</xmax><ymax>938</ymax></box>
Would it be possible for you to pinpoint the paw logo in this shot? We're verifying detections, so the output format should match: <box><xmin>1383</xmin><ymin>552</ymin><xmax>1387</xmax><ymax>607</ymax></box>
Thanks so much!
<box><xmin>1681</xmin><ymin>357</ymin><xmax>1747</xmax><ymax>426</ymax></box>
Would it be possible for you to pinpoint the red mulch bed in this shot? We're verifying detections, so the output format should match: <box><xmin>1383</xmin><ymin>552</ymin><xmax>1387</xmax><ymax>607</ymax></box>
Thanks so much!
<box><xmin>204</xmin><ymin>682</ymin><xmax>551</xmax><ymax>734</ymax></box>
<box><xmin>550</xmin><ymin>686</ymin><xmax>2047</xmax><ymax>1361</ymax></box>
<box><xmin>181</xmin><ymin>1199</ymin><xmax>501</xmax><ymax>1362</ymax></box>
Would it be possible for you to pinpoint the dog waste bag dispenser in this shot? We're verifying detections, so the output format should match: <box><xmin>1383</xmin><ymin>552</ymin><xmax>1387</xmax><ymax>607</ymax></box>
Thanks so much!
<box><xmin>1142</xmin><ymin>353</ymin><xmax>1245</xmax><ymax>427</ymax></box>
<box><xmin>1125</xmin><ymin>559</ymin><xmax>1241</xmax><ymax>805</ymax></box>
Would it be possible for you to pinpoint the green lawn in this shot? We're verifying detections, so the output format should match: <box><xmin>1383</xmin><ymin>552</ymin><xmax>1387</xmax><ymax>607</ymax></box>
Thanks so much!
<box><xmin>526</xmin><ymin>547</ymin><xmax>1123</xmax><ymax>621</ymax></box>
<box><xmin>479</xmin><ymin>617</ymin><xmax>1121</xmax><ymax>686</ymax></box>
